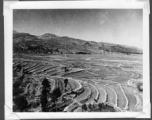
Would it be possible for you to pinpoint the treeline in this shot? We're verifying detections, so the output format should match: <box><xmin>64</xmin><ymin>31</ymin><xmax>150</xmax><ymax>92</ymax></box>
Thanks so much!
<box><xmin>80</xmin><ymin>102</ymin><xmax>119</xmax><ymax>112</ymax></box>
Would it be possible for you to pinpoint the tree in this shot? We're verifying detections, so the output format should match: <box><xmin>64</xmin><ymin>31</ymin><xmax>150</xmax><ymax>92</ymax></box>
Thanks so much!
<box><xmin>98</xmin><ymin>103</ymin><xmax>104</xmax><ymax>111</ymax></box>
<box><xmin>88</xmin><ymin>103</ymin><xmax>92</xmax><ymax>112</ymax></box>
<box><xmin>51</xmin><ymin>87</ymin><xmax>62</xmax><ymax>101</ymax></box>
<box><xmin>64</xmin><ymin>78</ymin><xmax>68</xmax><ymax>91</ymax></box>
<box><xmin>14</xmin><ymin>95</ymin><xmax>28</xmax><ymax>112</ymax></box>
<box><xmin>50</xmin><ymin>87</ymin><xmax>62</xmax><ymax>112</ymax></box>
<box><xmin>40</xmin><ymin>78</ymin><xmax>51</xmax><ymax>112</ymax></box>
<box><xmin>64</xmin><ymin>67</ymin><xmax>70</xmax><ymax>72</ymax></box>
<box><xmin>82</xmin><ymin>103</ymin><xmax>87</xmax><ymax>112</ymax></box>
<box><xmin>40</xmin><ymin>90</ymin><xmax>48</xmax><ymax>112</ymax></box>
<box><xmin>42</xmin><ymin>78</ymin><xmax>51</xmax><ymax>89</ymax></box>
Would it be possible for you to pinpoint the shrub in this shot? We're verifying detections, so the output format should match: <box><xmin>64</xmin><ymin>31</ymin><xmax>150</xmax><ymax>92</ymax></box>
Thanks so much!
<box><xmin>82</xmin><ymin>103</ymin><xmax>87</xmax><ymax>112</ymax></box>
<box><xmin>13</xmin><ymin>87</ymin><xmax>24</xmax><ymax>96</ymax></box>
<box><xmin>13</xmin><ymin>80</ymin><xmax>22</xmax><ymax>88</ymax></box>
<box><xmin>13</xmin><ymin>95</ymin><xmax>28</xmax><ymax>112</ymax></box>
<box><xmin>136</xmin><ymin>82</ymin><xmax>143</xmax><ymax>92</ymax></box>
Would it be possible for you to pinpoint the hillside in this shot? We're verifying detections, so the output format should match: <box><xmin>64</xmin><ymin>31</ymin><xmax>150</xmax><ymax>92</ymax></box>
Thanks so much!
<box><xmin>13</xmin><ymin>31</ymin><xmax>142</xmax><ymax>55</ymax></box>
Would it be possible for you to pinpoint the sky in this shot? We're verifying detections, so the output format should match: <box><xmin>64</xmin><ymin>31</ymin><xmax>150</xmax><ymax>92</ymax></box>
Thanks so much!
<box><xmin>13</xmin><ymin>9</ymin><xmax>143</xmax><ymax>49</ymax></box>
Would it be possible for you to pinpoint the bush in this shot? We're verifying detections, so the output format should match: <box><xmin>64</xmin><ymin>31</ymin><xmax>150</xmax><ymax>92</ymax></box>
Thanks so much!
<box><xmin>13</xmin><ymin>87</ymin><xmax>24</xmax><ymax>96</ymax></box>
<box><xmin>51</xmin><ymin>87</ymin><xmax>62</xmax><ymax>100</ymax></box>
<box><xmin>136</xmin><ymin>82</ymin><xmax>143</xmax><ymax>92</ymax></box>
<box><xmin>82</xmin><ymin>103</ymin><xmax>87</xmax><ymax>112</ymax></box>
<box><xmin>13</xmin><ymin>95</ymin><xmax>28</xmax><ymax>112</ymax></box>
<box><xmin>13</xmin><ymin>80</ymin><xmax>22</xmax><ymax>88</ymax></box>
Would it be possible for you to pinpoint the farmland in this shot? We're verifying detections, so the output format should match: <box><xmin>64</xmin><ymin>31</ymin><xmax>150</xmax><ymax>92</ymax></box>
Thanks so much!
<box><xmin>13</xmin><ymin>53</ymin><xmax>143</xmax><ymax>112</ymax></box>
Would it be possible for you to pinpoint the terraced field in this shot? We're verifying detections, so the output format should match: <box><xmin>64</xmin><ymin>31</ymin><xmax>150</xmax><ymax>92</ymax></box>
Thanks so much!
<box><xmin>13</xmin><ymin>53</ymin><xmax>143</xmax><ymax>112</ymax></box>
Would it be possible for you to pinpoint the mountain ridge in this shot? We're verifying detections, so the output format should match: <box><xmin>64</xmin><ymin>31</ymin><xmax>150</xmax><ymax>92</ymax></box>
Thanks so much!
<box><xmin>13</xmin><ymin>31</ymin><xmax>142</xmax><ymax>55</ymax></box>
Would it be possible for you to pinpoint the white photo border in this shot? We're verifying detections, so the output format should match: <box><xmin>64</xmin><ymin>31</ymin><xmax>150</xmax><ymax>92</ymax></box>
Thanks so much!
<box><xmin>4</xmin><ymin>0</ymin><xmax>150</xmax><ymax>119</ymax></box>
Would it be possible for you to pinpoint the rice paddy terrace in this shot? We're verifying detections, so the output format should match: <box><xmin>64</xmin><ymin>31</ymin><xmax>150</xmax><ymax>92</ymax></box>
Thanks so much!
<box><xmin>13</xmin><ymin>53</ymin><xmax>143</xmax><ymax>112</ymax></box>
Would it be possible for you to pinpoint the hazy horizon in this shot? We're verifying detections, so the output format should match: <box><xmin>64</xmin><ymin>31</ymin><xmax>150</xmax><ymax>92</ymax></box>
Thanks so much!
<box><xmin>13</xmin><ymin>9</ymin><xmax>143</xmax><ymax>49</ymax></box>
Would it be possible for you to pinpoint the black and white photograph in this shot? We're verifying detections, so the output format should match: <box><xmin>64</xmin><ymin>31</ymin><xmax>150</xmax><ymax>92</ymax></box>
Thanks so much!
<box><xmin>12</xmin><ymin>9</ymin><xmax>143</xmax><ymax>112</ymax></box>
<box><xmin>4</xmin><ymin>0</ymin><xmax>150</xmax><ymax>119</ymax></box>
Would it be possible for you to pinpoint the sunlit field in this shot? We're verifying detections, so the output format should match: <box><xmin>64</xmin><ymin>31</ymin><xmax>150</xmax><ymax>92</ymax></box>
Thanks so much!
<box><xmin>13</xmin><ymin>53</ymin><xmax>143</xmax><ymax>112</ymax></box>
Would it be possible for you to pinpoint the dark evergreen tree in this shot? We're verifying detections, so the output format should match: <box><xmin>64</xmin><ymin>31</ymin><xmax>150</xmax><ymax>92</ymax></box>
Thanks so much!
<box><xmin>40</xmin><ymin>78</ymin><xmax>51</xmax><ymax>112</ymax></box>
<box><xmin>64</xmin><ymin>78</ymin><xmax>68</xmax><ymax>91</ymax></box>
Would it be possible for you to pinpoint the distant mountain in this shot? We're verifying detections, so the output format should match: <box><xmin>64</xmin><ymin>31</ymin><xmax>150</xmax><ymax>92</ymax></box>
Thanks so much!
<box><xmin>13</xmin><ymin>31</ymin><xmax>142</xmax><ymax>55</ymax></box>
<box><xmin>38</xmin><ymin>33</ymin><xmax>59</xmax><ymax>40</ymax></box>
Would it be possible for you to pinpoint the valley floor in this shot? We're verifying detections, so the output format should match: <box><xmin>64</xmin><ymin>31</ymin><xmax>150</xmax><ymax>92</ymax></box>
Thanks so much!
<box><xmin>13</xmin><ymin>53</ymin><xmax>143</xmax><ymax>112</ymax></box>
